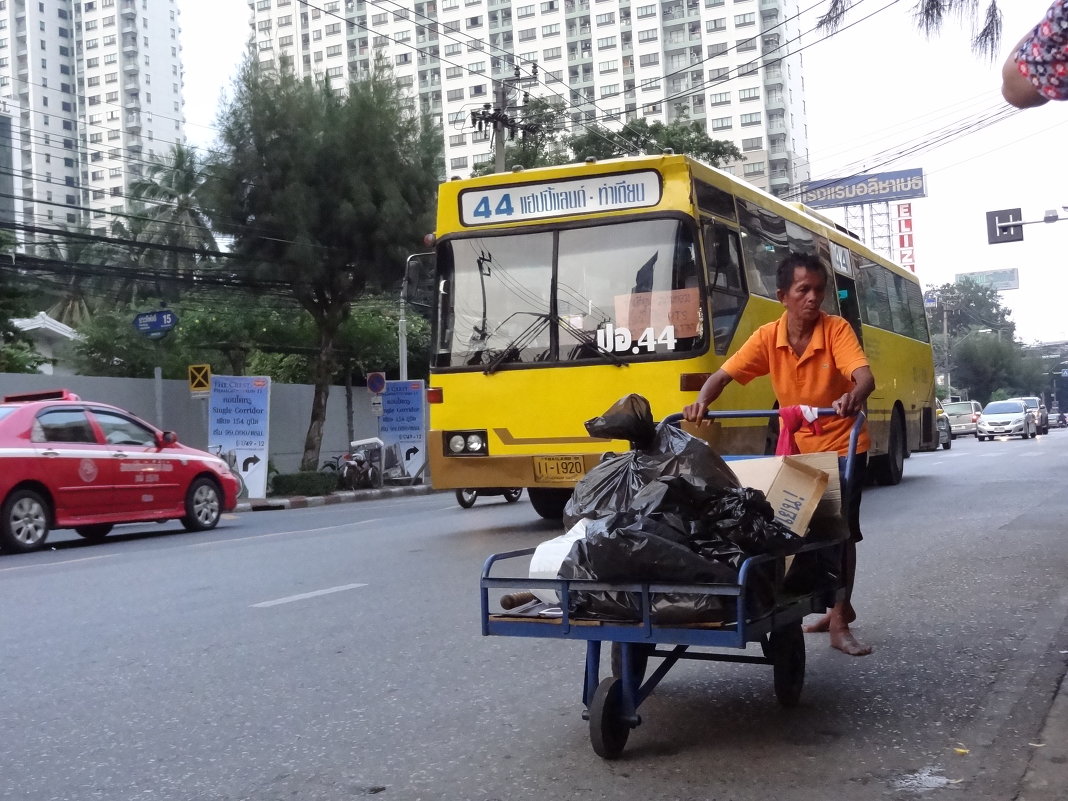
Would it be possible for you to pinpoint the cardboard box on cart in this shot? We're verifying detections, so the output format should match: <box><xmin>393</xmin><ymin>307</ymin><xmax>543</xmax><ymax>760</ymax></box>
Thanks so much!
<box><xmin>727</xmin><ymin>452</ymin><xmax>842</xmax><ymax>535</ymax></box>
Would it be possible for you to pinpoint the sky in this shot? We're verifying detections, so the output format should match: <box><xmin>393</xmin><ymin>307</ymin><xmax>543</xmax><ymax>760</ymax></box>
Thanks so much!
<box><xmin>179</xmin><ymin>0</ymin><xmax>1068</xmax><ymax>344</ymax></box>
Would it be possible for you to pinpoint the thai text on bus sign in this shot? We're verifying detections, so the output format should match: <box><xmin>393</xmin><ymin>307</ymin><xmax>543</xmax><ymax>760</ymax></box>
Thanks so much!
<box><xmin>458</xmin><ymin>170</ymin><xmax>662</xmax><ymax>226</ymax></box>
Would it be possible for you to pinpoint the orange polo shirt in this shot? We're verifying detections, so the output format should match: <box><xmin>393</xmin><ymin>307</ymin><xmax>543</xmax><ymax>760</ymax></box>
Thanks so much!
<box><xmin>722</xmin><ymin>311</ymin><xmax>870</xmax><ymax>455</ymax></box>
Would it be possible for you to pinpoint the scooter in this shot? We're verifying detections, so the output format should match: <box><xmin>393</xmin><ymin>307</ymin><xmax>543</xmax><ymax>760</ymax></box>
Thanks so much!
<box><xmin>455</xmin><ymin>487</ymin><xmax>524</xmax><ymax>508</ymax></box>
<box><xmin>341</xmin><ymin>449</ymin><xmax>380</xmax><ymax>490</ymax></box>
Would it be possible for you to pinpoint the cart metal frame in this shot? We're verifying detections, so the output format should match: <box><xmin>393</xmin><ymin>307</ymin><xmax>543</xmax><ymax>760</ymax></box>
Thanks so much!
<box><xmin>478</xmin><ymin>409</ymin><xmax>863</xmax><ymax>758</ymax></box>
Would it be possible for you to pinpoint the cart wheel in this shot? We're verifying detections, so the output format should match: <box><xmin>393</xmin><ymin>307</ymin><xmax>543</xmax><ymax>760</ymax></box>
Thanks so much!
<box><xmin>503</xmin><ymin>488</ymin><xmax>523</xmax><ymax>503</ymax></box>
<box><xmin>455</xmin><ymin>489</ymin><xmax>477</xmax><ymax>508</ymax></box>
<box><xmin>769</xmin><ymin>623</ymin><xmax>805</xmax><ymax>707</ymax></box>
<box><xmin>589</xmin><ymin>677</ymin><xmax>630</xmax><ymax>759</ymax></box>
<box><xmin>610</xmin><ymin>642</ymin><xmax>652</xmax><ymax>684</ymax></box>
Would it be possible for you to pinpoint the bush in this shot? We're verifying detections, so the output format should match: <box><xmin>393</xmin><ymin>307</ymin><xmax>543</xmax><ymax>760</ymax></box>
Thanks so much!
<box><xmin>270</xmin><ymin>471</ymin><xmax>338</xmax><ymax>497</ymax></box>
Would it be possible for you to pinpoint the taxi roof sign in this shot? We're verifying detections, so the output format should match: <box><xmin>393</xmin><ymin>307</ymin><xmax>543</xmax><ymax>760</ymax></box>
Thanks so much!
<box><xmin>188</xmin><ymin>364</ymin><xmax>211</xmax><ymax>393</ymax></box>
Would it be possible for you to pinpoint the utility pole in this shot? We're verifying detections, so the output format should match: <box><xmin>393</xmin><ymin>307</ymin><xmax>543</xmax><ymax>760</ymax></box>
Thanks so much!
<box><xmin>470</xmin><ymin>65</ymin><xmax>541</xmax><ymax>174</ymax></box>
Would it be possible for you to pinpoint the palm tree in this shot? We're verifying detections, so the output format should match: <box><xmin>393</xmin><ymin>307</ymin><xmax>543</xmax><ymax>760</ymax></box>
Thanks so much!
<box><xmin>32</xmin><ymin>226</ymin><xmax>112</xmax><ymax>328</ymax></box>
<box><xmin>820</xmin><ymin>1</ymin><xmax>1003</xmax><ymax>57</ymax></box>
<box><xmin>129</xmin><ymin>143</ymin><xmax>218</xmax><ymax>301</ymax></box>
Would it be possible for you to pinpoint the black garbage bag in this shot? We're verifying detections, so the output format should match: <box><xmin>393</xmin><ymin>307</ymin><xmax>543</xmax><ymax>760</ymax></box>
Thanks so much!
<box><xmin>583</xmin><ymin>393</ymin><xmax>656</xmax><ymax>449</ymax></box>
<box><xmin>564</xmin><ymin>407</ymin><xmax>740</xmax><ymax>531</ymax></box>
<box><xmin>557</xmin><ymin>513</ymin><xmax>742</xmax><ymax>624</ymax></box>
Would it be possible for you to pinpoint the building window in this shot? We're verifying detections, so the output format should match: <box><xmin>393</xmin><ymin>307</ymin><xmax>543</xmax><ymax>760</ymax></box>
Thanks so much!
<box><xmin>599</xmin><ymin>59</ymin><xmax>617</xmax><ymax>73</ymax></box>
<box><xmin>636</xmin><ymin>5</ymin><xmax>656</xmax><ymax>18</ymax></box>
<box><xmin>639</xmin><ymin>52</ymin><xmax>659</xmax><ymax>67</ymax></box>
<box><xmin>707</xmin><ymin>43</ymin><xmax>728</xmax><ymax>57</ymax></box>
<box><xmin>637</xmin><ymin>28</ymin><xmax>658</xmax><ymax>42</ymax></box>
<box><xmin>735</xmin><ymin>13</ymin><xmax>756</xmax><ymax>26</ymax></box>
<box><xmin>600</xmin><ymin>83</ymin><xmax>618</xmax><ymax>98</ymax></box>
<box><xmin>742</xmin><ymin>136</ymin><xmax>763</xmax><ymax>151</ymax></box>
<box><xmin>450</xmin><ymin>156</ymin><xmax>469</xmax><ymax>169</ymax></box>
<box><xmin>542</xmin><ymin>23</ymin><xmax>559</xmax><ymax>36</ymax></box>
<box><xmin>743</xmin><ymin>161</ymin><xmax>765</xmax><ymax>176</ymax></box>
<box><xmin>737</xmin><ymin>37</ymin><xmax>757</xmax><ymax>52</ymax></box>
<box><xmin>595</xmin><ymin>12</ymin><xmax>615</xmax><ymax>25</ymax></box>
<box><xmin>740</xmin><ymin>111</ymin><xmax>761</xmax><ymax>126</ymax></box>
<box><xmin>597</xmin><ymin>36</ymin><xmax>617</xmax><ymax>49</ymax></box>
<box><xmin>738</xmin><ymin>87</ymin><xmax>760</xmax><ymax>102</ymax></box>
<box><xmin>543</xmin><ymin>46</ymin><xmax>561</xmax><ymax>60</ymax></box>
<box><xmin>708</xmin><ymin>66</ymin><xmax>729</xmax><ymax>81</ymax></box>
<box><xmin>709</xmin><ymin>91</ymin><xmax>729</xmax><ymax>105</ymax></box>
<box><xmin>706</xmin><ymin>18</ymin><xmax>725</xmax><ymax>32</ymax></box>
<box><xmin>516</xmin><ymin>4</ymin><xmax>534</xmax><ymax>17</ymax></box>
<box><xmin>710</xmin><ymin>116</ymin><xmax>731</xmax><ymax>130</ymax></box>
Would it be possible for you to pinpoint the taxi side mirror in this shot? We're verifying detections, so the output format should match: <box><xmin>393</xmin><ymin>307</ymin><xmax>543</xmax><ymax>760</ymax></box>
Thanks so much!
<box><xmin>158</xmin><ymin>431</ymin><xmax>178</xmax><ymax>446</ymax></box>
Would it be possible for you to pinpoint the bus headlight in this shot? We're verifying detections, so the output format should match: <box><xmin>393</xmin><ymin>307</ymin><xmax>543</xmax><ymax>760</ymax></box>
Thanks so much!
<box><xmin>444</xmin><ymin>430</ymin><xmax>488</xmax><ymax>456</ymax></box>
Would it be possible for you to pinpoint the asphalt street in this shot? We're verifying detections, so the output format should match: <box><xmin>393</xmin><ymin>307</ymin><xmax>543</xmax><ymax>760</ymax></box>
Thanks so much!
<box><xmin>2</xmin><ymin>431</ymin><xmax>1066</xmax><ymax>800</ymax></box>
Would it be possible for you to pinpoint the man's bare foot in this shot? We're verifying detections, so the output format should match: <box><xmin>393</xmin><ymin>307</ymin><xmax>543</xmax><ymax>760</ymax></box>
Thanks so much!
<box><xmin>803</xmin><ymin>603</ymin><xmax>856</xmax><ymax>633</ymax></box>
<box><xmin>830</xmin><ymin>626</ymin><xmax>872</xmax><ymax>656</ymax></box>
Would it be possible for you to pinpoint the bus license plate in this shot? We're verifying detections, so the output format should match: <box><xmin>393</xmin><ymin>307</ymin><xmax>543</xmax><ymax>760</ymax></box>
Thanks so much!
<box><xmin>533</xmin><ymin>456</ymin><xmax>585</xmax><ymax>483</ymax></box>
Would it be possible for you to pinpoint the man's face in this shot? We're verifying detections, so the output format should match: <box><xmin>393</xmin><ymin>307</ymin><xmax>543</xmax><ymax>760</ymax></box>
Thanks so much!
<box><xmin>778</xmin><ymin>266</ymin><xmax>827</xmax><ymax>325</ymax></box>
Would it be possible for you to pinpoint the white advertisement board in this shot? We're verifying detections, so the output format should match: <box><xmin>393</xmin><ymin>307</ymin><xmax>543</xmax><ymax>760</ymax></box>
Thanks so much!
<box><xmin>208</xmin><ymin>375</ymin><xmax>271</xmax><ymax>499</ymax></box>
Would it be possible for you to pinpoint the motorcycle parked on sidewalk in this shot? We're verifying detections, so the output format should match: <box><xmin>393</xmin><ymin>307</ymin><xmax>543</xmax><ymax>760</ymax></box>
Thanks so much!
<box><xmin>342</xmin><ymin>449</ymin><xmax>380</xmax><ymax>490</ymax></box>
<box><xmin>455</xmin><ymin>487</ymin><xmax>523</xmax><ymax>508</ymax></box>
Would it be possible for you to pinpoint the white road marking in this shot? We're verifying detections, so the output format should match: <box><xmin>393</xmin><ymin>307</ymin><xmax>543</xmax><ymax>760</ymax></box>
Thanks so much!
<box><xmin>251</xmin><ymin>583</ymin><xmax>368</xmax><ymax>608</ymax></box>
<box><xmin>188</xmin><ymin>518</ymin><xmax>385</xmax><ymax>547</ymax></box>
<box><xmin>0</xmin><ymin>554</ymin><xmax>118</xmax><ymax>573</ymax></box>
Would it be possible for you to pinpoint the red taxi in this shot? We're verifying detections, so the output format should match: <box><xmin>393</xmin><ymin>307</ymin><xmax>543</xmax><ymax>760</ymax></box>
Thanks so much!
<box><xmin>0</xmin><ymin>389</ymin><xmax>241</xmax><ymax>554</ymax></box>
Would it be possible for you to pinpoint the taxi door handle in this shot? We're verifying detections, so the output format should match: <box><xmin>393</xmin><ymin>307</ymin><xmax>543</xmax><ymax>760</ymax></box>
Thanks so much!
<box><xmin>111</xmin><ymin>451</ymin><xmax>129</xmax><ymax>458</ymax></box>
<box><xmin>41</xmin><ymin>449</ymin><xmax>60</xmax><ymax>457</ymax></box>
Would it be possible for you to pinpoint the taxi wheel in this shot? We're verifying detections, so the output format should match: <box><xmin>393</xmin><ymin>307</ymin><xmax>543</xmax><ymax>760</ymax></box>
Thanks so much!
<box><xmin>181</xmin><ymin>477</ymin><xmax>222</xmax><ymax>532</ymax></box>
<box><xmin>1</xmin><ymin>489</ymin><xmax>51</xmax><ymax>553</ymax></box>
<box><xmin>75</xmin><ymin>524</ymin><xmax>113</xmax><ymax>541</ymax></box>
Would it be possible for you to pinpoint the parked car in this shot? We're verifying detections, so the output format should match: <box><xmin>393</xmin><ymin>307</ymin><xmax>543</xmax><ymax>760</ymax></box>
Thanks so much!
<box><xmin>941</xmin><ymin>399</ymin><xmax>983</xmax><ymax>437</ymax></box>
<box><xmin>935</xmin><ymin>399</ymin><xmax>952</xmax><ymax>450</ymax></box>
<box><xmin>976</xmin><ymin>399</ymin><xmax>1037</xmax><ymax>441</ymax></box>
<box><xmin>1051</xmin><ymin>405</ymin><xmax>1067</xmax><ymax>428</ymax></box>
<box><xmin>1009</xmin><ymin>396</ymin><xmax>1049</xmax><ymax>434</ymax></box>
<box><xmin>0</xmin><ymin>389</ymin><xmax>241</xmax><ymax>554</ymax></box>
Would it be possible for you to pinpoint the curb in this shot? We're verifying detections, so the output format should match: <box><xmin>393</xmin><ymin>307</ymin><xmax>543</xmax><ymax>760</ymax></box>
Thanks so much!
<box><xmin>1017</xmin><ymin>670</ymin><xmax>1068</xmax><ymax>801</ymax></box>
<box><xmin>234</xmin><ymin>483</ymin><xmax>439</xmax><ymax>513</ymax></box>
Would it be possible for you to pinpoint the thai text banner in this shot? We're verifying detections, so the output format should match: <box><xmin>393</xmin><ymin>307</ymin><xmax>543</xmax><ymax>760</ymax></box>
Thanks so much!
<box><xmin>458</xmin><ymin>170</ymin><xmax>662</xmax><ymax>226</ymax></box>
<box><xmin>798</xmin><ymin>169</ymin><xmax>926</xmax><ymax>209</ymax></box>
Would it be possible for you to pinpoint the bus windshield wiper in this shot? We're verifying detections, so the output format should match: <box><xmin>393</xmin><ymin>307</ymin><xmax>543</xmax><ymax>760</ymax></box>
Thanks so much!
<box><xmin>483</xmin><ymin>312</ymin><xmax>551</xmax><ymax>375</ymax></box>
<box><xmin>483</xmin><ymin>312</ymin><xmax>628</xmax><ymax>375</ymax></box>
<box><xmin>557</xmin><ymin>317</ymin><xmax>627</xmax><ymax>367</ymax></box>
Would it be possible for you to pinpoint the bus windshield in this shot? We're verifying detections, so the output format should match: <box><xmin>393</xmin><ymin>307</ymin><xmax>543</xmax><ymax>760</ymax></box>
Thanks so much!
<box><xmin>434</xmin><ymin>217</ymin><xmax>705</xmax><ymax>370</ymax></box>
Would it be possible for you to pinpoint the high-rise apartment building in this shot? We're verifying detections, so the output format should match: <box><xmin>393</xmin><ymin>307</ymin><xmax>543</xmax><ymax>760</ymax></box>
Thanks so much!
<box><xmin>0</xmin><ymin>0</ymin><xmax>185</xmax><ymax>242</ymax></box>
<box><xmin>249</xmin><ymin>0</ymin><xmax>809</xmax><ymax>195</ymax></box>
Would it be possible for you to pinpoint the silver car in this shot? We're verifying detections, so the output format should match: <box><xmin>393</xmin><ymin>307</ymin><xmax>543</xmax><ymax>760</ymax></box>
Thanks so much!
<box><xmin>942</xmin><ymin>399</ymin><xmax>983</xmax><ymax>437</ymax></box>
<box><xmin>1010</xmin><ymin>396</ymin><xmax>1049</xmax><ymax>434</ymax></box>
<box><xmin>977</xmin><ymin>400</ymin><xmax>1037</xmax><ymax>441</ymax></box>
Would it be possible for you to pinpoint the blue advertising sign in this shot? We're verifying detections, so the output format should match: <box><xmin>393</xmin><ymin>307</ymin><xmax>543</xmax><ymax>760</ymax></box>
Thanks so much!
<box><xmin>132</xmin><ymin>309</ymin><xmax>179</xmax><ymax>339</ymax></box>
<box><xmin>379</xmin><ymin>380</ymin><xmax>426</xmax><ymax>484</ymax></box>
<box><xmin>208</xmin><ymin>375</ymin><xmax>271</xmax><ymax>499</ymax></box>
<box><xmin>797</xmin><ymin>169</ymin><xmax>926</xmax><ymax>209</ymax></box>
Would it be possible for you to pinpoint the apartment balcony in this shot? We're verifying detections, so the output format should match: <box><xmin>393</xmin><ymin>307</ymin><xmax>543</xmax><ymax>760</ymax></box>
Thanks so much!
<box><xmin>121</xmin><ymin>0</ymin><xmax>138</xmax><ymax>16</ymax></box>
<box><xmin>769</xmin><ymin>169</ymin><xmax>791</xmax><ymax>189</ymax></box>
<box><xmin>125</xmin><ymin>113</ymin><xmax>142</xmax><ymax>130</ymax></box>
<box><xmin>764</xmin><ymin>92</ymin><xmax>785</xmax><ymax>113</ymax></box>
<box><xmin>123</xmin><ymin>59</ymin><xmax>140</xmax><ymax>73</ymax></box>
<box><xmin>764</xmin><ymin>68</ymin><xmax>783</xmax><ymax>90</ymax></box>
<box><xmin>122</xmin><ymin>38</ymin><xmax>139</xmax><ymax>56</ymax></box>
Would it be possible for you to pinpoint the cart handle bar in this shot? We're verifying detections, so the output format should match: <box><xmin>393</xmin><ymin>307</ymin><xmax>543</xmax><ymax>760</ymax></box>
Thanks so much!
<box><xmin>661</xmin><ymin>409</ymin><xmax>866</xmax><ymax>496</ymax></box>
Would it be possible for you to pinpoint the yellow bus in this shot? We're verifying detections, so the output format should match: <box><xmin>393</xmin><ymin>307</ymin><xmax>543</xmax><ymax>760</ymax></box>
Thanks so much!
<box><xmin>425</xmin><ymin>154</ymin><xmax>937</xmax><ymax>518</ymax></box>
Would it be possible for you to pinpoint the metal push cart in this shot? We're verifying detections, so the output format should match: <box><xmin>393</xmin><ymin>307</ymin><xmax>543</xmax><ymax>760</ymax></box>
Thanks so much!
<box><xmin>479</xmin><ymin>409</ymin><xmax>863</xmax><ymax>758</ymax></box>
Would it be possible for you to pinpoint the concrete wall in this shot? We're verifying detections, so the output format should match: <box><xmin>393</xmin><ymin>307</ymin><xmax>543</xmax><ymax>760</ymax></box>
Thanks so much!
<box><xmin>0</xmin><ymin>373</ymin><xmax>379</xmax><ymax>474</ymax></box>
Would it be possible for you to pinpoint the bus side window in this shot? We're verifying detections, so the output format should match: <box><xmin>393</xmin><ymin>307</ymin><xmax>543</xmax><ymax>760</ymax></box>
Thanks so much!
<box><xmin>701</xmin><ymin>221</ymin><xmax>747</xmax><ymax>355</ymax></box>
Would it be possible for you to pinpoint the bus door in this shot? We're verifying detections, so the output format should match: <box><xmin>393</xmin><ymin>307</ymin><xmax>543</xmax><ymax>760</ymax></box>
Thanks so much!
<box><xmin>828</xmin><ymin>242</ymin><xmax>863</xmax><ymax>344</ymax></box>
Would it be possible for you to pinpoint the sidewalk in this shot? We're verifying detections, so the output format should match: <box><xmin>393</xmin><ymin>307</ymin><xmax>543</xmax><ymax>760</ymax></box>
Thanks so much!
<box><xmin>1017</xmin><ymin>670</ymin><xmax>1068</xmax><ymax>801</ymax></box>
<box><xmin>234</xmin><ymin>483</ymin><xmax>439</xmax><ymax>513</ymax></box>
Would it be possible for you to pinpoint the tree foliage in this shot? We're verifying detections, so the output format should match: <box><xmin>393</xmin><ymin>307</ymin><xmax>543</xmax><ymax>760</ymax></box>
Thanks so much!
<box><xmin>0</xmin><ymin>281</ymin><xmax>45</xmax><ymax>374</ymax></box>
<box><xmin>208</xmin><ymin>58</ymin><xmax>442</xmax><ymax>468</ymax></box>
<box><xmin>819</xmin><ymin>1</ymin><xmax>1003</xmax><ymax>57</ymax></box>
<box><xmin>471</xmin><ymin>99</ymin><xmax>743</xmax><ymax>176</ymax></box>
<box><xmin>567</xmin><ymin>117</ymin><xmax>743</xmax><ymax>166</ymax></box>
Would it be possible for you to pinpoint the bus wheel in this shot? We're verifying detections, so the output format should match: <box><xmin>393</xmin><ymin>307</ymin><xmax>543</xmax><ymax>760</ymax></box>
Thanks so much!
<box><xmin>871</xmin><ymin>408</ymin><xmax>905</xmax><ymax>486</ymax></box>
<box><xmin>528</xmin><ymin>488</ymin><xmax>572</xmax><ymax>520</ymax></box>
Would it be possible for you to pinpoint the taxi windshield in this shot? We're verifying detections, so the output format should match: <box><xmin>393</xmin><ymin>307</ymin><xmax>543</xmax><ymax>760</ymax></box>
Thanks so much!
<box><xmin>433</xmin><ymin>218</ymin><xmax>705</xmax><ymax>370</ymax></box>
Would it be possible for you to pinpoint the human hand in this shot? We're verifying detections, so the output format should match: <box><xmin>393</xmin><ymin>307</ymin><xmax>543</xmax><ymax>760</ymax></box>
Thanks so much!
<box><xmin>832</xmin><ymin>392</ymin><xmax>861</xmax><ymax>417</ymax></box>
<box><xmin>683</xmin><ymin>400</ymin><xmax>709</xmax><ymax>424</ymax></box>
